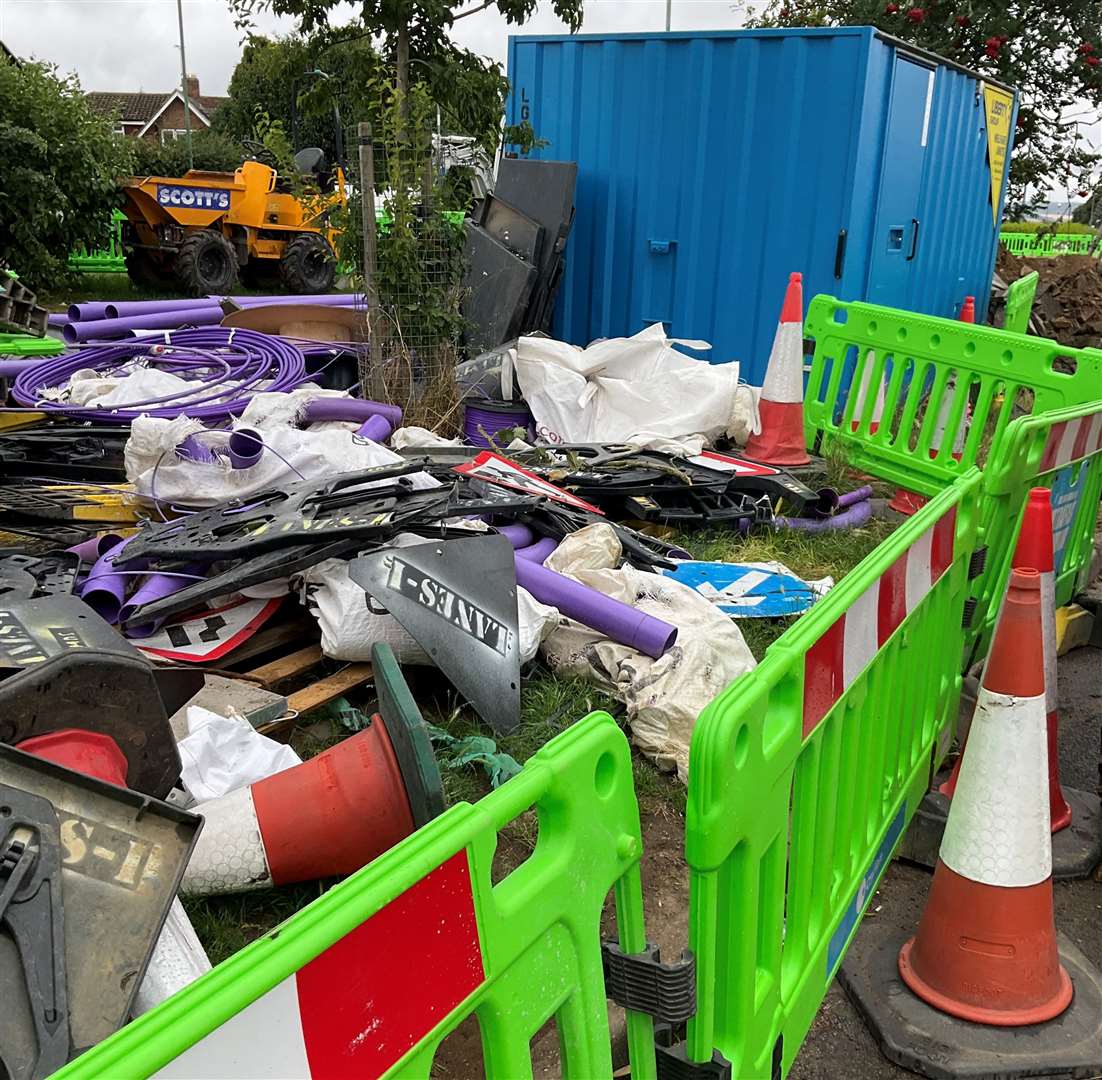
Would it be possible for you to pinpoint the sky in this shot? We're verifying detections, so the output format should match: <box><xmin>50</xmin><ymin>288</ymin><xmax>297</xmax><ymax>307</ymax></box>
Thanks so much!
<box><xmin>0</xmin><ymin>0</ymin><xmax>757</xmax><ymax>95</ymax></box>
<box><xmin>1</xmin><ymin>0</ymin><xmax>1096</xmax><ymax>206</ymax></box>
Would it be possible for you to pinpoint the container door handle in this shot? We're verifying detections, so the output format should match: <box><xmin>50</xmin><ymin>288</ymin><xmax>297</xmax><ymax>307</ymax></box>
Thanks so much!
<box><xmin>833</xmin><ymin>229</ymin><xmax>848</xmax><ymax>279</ymax></box>
<box><xmin>906</xmin><ymin>218</ymin><xmax>921</xmax><ymax>261</ymax></box>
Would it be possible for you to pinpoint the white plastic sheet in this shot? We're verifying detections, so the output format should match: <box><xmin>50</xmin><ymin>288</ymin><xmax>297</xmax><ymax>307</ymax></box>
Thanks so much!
<box><xmin>539</xmin><ymin>524</ymin><xmax>756</xmax><ymax>782</ymax></box>
<box><xmin>177</xmin><ymin>706</ymin><xmax>301</xmax><ymax>803</ymax></box>
<box><xmin>125</xmin><ymin>389</ymin><xmax>440</xmax><ymax>507</ymax></box>
<box><xmin>514</xmin><ymin>323</ymin><xmax>760</xmax><ymax>452</ymax></box>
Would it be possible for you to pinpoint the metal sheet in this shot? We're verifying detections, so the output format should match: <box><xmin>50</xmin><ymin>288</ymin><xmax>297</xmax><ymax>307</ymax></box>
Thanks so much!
<box><xmin>350</xmin><ymin>536</ymin><xmax>521</xmax><ymax>734</ymax></box>
<box><xmin>0</xmin><ymin>595</ymin><xmax>190</xmax><ymax>798</ymax></box>
<box><xmin>0</xmin><ymin>746</ymin><xmax>201</xmax><ymax>1057</ymax></box>
<box><xmin>506</xmin><ymin>29</ymin><xmax>1016</xmax><ymax>381</ymax></box>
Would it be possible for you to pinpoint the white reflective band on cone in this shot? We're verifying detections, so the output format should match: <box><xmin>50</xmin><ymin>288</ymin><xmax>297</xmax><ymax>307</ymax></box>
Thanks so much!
<box><xmin>181</xmin><ymin>785</ymin><xmax>273</xmax><ymax>896</ymax></box>
<box><xmin>760</xmin><ymin>323</ymin><xmax>804</xmax><ymax>403</ymax></box>
<box><xmin>939</xmin><ymin>689</ymin><xmax>1051</xmax><ymax>887</ymax></box>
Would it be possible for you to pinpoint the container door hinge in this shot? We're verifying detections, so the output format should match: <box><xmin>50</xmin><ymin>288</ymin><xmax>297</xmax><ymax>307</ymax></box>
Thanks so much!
<box><xmin>602</xmin><ymin>941</ymin><xmax>696</xmax><ymax>1023</ymax></box>
<box><xmin>653</xmin><ymin>1024</ymin><xmax>732</xmax><ymax>1080</ymax></box>
<box><xmin>961</xmin><ymin>597</ymin><xmax>978</xmax><ymax>628</ymax></box>
<box><xmin>967</xmin><ymin>546</ymin><xmax>988</xmax><ymax>580</ymax></box>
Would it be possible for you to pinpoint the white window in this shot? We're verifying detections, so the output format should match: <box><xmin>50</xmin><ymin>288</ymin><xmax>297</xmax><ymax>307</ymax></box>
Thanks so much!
<box><xmin>160</xmin><ymin>129</ymin><xmax>190</xmax><ymax>145</ymax></box>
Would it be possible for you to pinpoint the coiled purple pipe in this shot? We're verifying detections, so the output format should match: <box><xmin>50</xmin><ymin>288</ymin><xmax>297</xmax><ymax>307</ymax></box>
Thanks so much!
<box><xmin>10</xmin><ymin>328</ymin><xmax>306</xmax><ymax>422</ymax></box>
<box><xmin>776</xmin><ymin>498</ymin><xmax>873</xmax><ymax>532</ymax></box>
<box><xmin>463</xmin><ymin>400</ymin><xmax>533</xmax><ymax>448</ymax></box>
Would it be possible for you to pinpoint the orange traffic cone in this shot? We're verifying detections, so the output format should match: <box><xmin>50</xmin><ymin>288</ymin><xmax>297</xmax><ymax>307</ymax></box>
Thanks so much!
<box><xmin>898</xmin><ymin>568</ymin><xmax>1072</xmax><ymax>1026</ymax></box>
<box><xmin>744</xmin><ymin>272</ymin><xmax>811</xmax><ymax>467</ymax></box>
<box><xmin>940</xmin><ymin>488</ymin><xmax>1073</xmax><ymax>832</ymax></box>
<box><xmin>181</xmin><ymin>709</ymin><xmax>442</xmax><ymax>896</ymax></box>
<box><xmin>889</xmin><ymin>297</ymin><xmax>975</xmax><ymax>515</ymax></box>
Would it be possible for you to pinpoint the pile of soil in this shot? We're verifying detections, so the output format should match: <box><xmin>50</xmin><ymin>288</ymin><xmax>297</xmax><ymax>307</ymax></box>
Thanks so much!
<box><xmin>996</xmin><ymin>249</ymin><xmax>1102</xmax><ymax>348</ymax></box>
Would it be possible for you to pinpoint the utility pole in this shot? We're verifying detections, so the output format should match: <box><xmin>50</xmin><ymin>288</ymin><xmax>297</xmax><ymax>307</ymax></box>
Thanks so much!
<box><xmin>176</xmin><ymin>0</ymin><xmax>194</xmax><ymax>169</ymax></box>
<box><xmin>665</xmin><ymin>0</ymin><xmax>672</xmax><ymax>31</ymax></box>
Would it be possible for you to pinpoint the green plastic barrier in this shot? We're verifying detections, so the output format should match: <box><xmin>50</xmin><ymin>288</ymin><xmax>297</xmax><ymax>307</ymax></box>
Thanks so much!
<box><xmin>68</xmin><ymin>210</ymin><xmax>127</xmax><ymax>274</ymax></box>
<box><xmin>970</xmin><ymin>399</ymin><xmax>1102</xmax><ymax>658</ymax></box>
<box><xmin>1002</xmin><ymin>270</ymin><xmax>1038</xmax><ymax>335</ymax></box>
<box><xmin>999</xmin><ymin>231</ymin><xmax>1100</xmax><ymax>257</ymax></box>
<box><xmin>0</xmin><ymin>332</ymin><xmax>63</xmax><ymax>357</ymax></box>
<box><xmin>804</xmin><ymin>295</ymin><xmax>1102</xmax><ymax>659</ymax></box>
<box><xmin>684</xmin><ymin>472</ymin><xmax>984</xmax><ymax>1078</ymax></box>
<box><xmin>54</xmin><ymin>711</ymin><xmax>657</xmax><ymax>1080</ymax></box>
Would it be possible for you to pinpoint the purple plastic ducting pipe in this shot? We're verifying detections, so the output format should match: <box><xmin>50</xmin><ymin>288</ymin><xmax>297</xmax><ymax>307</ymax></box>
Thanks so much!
<box><xmin>224</xmin><ymin>293</ymin><xmax>365</xmax><ymax>308</ymax></box>
<box><xmin>515</xmin><ymin>538</ymin><xmax>559</xmax><ymax>564</ymax></box>
<box><xmin>120</xmin><ymin>567</ymin><xmax>203</xmax><ymax>638</ymax></box>
<box><xmin>836</xmin><ymin>485</ymin><xmax>874</xmax><ymax>509</ymax></box>
<box><xmin>300</xmin><ymin>396</ymin><xmax>403</xmax><ymax>431</ymax></box>
<box><xmin>79</xmin><ymin>536</ymin><xmax>146</xmax><ymax>624</ymax></box>
<box><xmin>776</xmin><ymin>497</ymin><xmax>873</xmax><ymax>532</ymax></box>
<box><xmin>228</xmin><ymin>427</ymin><xmax>264</xmax><ymax>469</ymax></box>
<box><xmin>356</xmin><ymin>415</ymin><xmax>393</xmax><ymax>442</ymax></box>
<box><xmin>67</xmin><ymin>533</ymin><xmax>125</xmax><ymax>564</ymax></box>
<box><xmin>104</xmin><ymin>294</ymin><xmax>365</xmax><ymax>319</ymax></box>
<box><xmin>63</xmin><ymin>305</ymin><xmax>224</xmax><ymax>344</ymax></box>
<box><xmin>67</xmin><ymin>302</ymin><xmax>113</xmax><ymax>321</ymax></box>
<box><xmin>0</xmin><ymin>357</ymin><xmax>48</xmax><ymax>378</ymax></box>
<box><xmin>48</xmin><ymin>313</ymin><xmax>69</xmax><ymax>328</ymax></box>
<box><xmin>495</xmin><ymin>524</ymin><xmax>535</xmax><ymax>549</ymax></box>
<box><xmin>513</xmin><ymin>555</ymin><xmax>677</xmax><ymax>659</ymax></box>
<box><xmin>105</xmin><ymin>298</ymin><xmax>224</xmax><ymax>320</ymax></box>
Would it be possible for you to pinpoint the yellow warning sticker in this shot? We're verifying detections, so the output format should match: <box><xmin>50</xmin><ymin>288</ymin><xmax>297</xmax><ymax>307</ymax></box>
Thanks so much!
<box><xmin>983</xmin><ymin>84</ymin><xmax>1014</xmax><ymax>226</ymax></box>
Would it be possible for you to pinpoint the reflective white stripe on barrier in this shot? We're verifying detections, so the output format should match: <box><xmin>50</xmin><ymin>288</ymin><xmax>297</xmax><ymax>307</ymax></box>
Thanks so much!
<box><xmin>803</xmin><ymin>507</ymin><xmax>956</xmax><ymax>736</ymax></box>
<box><xmin>157</xmin><ymin>852</ymin><xmax>486</xmax><ymax>1078</ymax></box>
<box><xmin>939</xmin><ymin>689</ymin><xmax>1051</xmax><ymax>887</ymax></box>
<box><xmin>1040</xmin><ymin>409</ymin><xmax>1102</xmax><ymax>473</ymax></box>
<box><xmin>157</xmin><ymin>977</ymin><xmax>311</xmax><ymax>1079</ymax></box>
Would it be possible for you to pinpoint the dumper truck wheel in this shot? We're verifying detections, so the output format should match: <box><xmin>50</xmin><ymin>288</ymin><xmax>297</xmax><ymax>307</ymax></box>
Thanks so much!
<box><xmin>279</xmin><ymin>233</ymin><xmax>336</xmax><ymax>294</ymax></box>
<box><xmin>175</xmin><ymin>230</ymin><xmax>238</xmax><ymax>296</ymax></box>
<box><xmin>125</xmin><ymin>250</ymin><xmax>171</xmax><ymax>291</ymax></box>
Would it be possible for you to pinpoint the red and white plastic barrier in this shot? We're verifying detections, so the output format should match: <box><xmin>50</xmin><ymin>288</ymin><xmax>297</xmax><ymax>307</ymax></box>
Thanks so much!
<box><xmin>802</xmin><ymin>507</ymin><xmax>956</xmax><ymax>736</ymax></box>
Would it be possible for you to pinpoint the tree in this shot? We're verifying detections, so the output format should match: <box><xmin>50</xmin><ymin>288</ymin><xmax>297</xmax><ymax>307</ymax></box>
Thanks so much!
<box><xmin>214</xmin><ymin>31</ymin><xmax>383</xmax><ymax>164</ymax></box>
<box><xmin>131</xmin><ymin>129</ymin><xmax>249</xmax><ymax>177</ymax></box>
<box><xmin>227</xmin><ymin>0</ymin><xmax>583</xmax><ymax>154</ymax></box>
<box><xmin>1072</xmin><ymin>184</ymin><xmax>1100</xmax><ymax>227</ymax></box>
<box><xmin>0</xmin><ymin>59</ymin><xmax>134</xmax><ymax>289</ymax></box>
<box><xmin>752</xmin><ymin>0</ymin><xmax>1101</xmax><ymax>219</ymax></box>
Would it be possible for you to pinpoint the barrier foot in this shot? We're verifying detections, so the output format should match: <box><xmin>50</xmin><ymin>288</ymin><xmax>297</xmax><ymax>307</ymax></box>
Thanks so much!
<box><xmin>840</xmin><ymin>927</ymin><xmax>1102</xmax><ymax>1080</ymax></box>
<box><xmin>896</xmin><ymin>782</ymin><xmax>1102</xmax><ymax>881</ymax></box>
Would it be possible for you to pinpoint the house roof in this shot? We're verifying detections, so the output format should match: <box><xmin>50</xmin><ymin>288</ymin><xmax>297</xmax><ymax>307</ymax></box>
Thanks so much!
<box><xmin>86</xmin><ymin>90</ymin><xmax>227</xmax><ymax>125</ymax></box>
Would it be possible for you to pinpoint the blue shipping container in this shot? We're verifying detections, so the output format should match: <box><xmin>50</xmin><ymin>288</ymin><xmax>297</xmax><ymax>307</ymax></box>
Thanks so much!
<box><xmin>506</xmin><ymin>27</ymin><xmax>1018</xmax><ymax>383</ymax></box>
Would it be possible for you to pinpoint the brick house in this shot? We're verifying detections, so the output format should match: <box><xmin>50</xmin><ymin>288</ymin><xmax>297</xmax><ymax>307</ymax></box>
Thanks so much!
<box><xmin>86</xmin><ymin>76</ymin><xmax>227</xmax><ymax>144</ymax></box>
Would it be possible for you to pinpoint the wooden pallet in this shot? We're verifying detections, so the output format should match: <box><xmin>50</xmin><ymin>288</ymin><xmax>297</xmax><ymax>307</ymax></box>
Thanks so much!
<box><xmin>240</xmin><ymin>636</ymin><xmax>373</xmax><ymax>737</ymax></box>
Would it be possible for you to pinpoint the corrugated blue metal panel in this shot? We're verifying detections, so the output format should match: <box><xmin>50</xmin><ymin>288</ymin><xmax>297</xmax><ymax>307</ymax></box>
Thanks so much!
<box><xmin>907</xmin><ymin>57</ymin><xmax>1014</xmax><ymax>320</ymax></box>
<box><xmin>506</xmin><ymin>29</ymin><xmax>1017</xmax><ymax>385</ymax></box>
